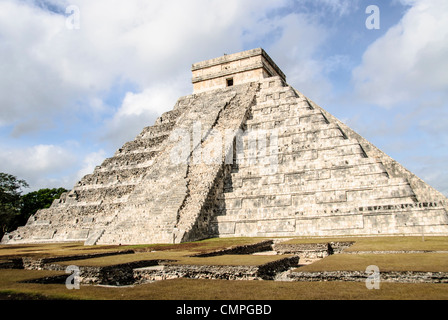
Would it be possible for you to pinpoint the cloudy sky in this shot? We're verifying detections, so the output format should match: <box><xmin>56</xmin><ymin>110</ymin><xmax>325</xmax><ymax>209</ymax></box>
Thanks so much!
<box><xmin>1</xmin><ymin>0</ymin><xmax>447</xmax><ymax>196</ymax></box>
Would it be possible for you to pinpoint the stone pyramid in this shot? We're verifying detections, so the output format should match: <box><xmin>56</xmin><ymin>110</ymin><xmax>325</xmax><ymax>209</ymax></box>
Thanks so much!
<box><xmin>3</xmin><ymin>48</ymin><xmax>447</xmax><ymax>245</ymax></box>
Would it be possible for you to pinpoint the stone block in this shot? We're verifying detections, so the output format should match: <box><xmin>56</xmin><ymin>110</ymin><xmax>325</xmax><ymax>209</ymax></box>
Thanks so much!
<box><xmin>224</xmin><ymin>198</ymin><xmax>242</xmax><ymax>209</ymax></box>
<box><xmin>235</xmin><ymin>222</ymin><xmax>258</xmax><ymax>236</ymax></box>
<box><xmin>257</xmin><ymin>219</ymin><xmax>295</xmax><ymax>233</ymax></box>
<box><xmin>260</xmin><ymin>174</ymin><xmax>284</xmax><ymax>185</ymax></box>
<box><xmin>214</xmin><ymin>222</ymin><xmax>236</xmax><ymax>235</ymax></box>
<box><xmin>262</xmin><ymin>195</ymin><xmax>292</xmax><ymax>207</ymax></box>
<box><xmin>242</xmin><ymin>198</ymin><xmax>261</xmax><ymax>209</ymax></box>
<box><xmin>242</xmin><ymin>178</ymin><xmax>261</xmax><ymax>188</ymax></box>
<box><xmin>32</xmin><ymin>230</ymin><xmax>56</xmax><ymax>240</ymax></box>
<box><xmin>292</xmin><ymin>194</ymin><xmax>315</xmax><ymax>206</ymax></box>
<box><xmin>319</xmin><ymin>215</ymin><xmax>363</xmax><ymax>231</ymax></box>
<box><xmin>303</xmin><ymin>169</ymin><xmax>331</xmax><ymax>181</ymax></box>
<box><xmin>315</xmin><ymin>191</ymin><xmax>347</xmax><ymax>204</ymax></box>
<box><xmin>66</xmin><ymin>229</ymin><xmax>90</xmax><ymax>240</ymax></box>
<box><xmin>295</xmin><ymin>218</ymin><xmax>319</xmax><ymax>235</ymax></box>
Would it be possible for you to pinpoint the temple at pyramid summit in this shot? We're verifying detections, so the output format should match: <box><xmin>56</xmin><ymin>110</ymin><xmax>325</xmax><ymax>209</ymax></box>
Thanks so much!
<box><xmin>2</xmin><ymin>48</ymin><xmax>448</xmax><ymax>245</ymax></box>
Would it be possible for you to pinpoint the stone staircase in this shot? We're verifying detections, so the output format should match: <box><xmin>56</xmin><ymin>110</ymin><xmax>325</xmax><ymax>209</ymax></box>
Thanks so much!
<box><xmin>96</xmin><ymin>82</ymin><xmax>259</xmax><ymax>244</ymax></box>
<box><xmin>1</xmin><ymin>96</ymin><xmax>193</xmax><ymax>244</ymax></box>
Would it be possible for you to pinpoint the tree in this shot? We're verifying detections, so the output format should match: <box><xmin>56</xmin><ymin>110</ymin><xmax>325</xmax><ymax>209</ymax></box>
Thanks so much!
<box><xmin>19</xmin><ymin>187</ymin><xmax>68</xmax><ymax>227</ymax></box>
<box><xmin>0</xmin><ymin>173</ymin><xmax>29</xmax><ymax>238</ymax></box>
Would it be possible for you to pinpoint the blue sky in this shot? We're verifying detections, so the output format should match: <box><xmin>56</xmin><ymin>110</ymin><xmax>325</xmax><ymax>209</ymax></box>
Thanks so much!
<box><xmin>0</xmin><ymin>0</ymin><xmax>447</xmax><ymax>197</ymax></box>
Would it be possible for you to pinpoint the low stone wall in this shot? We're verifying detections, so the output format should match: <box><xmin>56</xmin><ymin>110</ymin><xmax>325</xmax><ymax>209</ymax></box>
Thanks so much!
<box><xmin>134</xmin><ymin>265</ymin><xmax>260</xmax><ymax>283</ymax></box>
<box><xmin>134</xmin><ymin>256</ymin><xmax>299</xmax><ymax>283</ymax></box>
<box><xmin>0</xmin><ymin>259</ymin><xmax>23</xmax><ymax>269</ymax></box>
<box><xmin>193</xmin><ymin>240</ymin><xmax>274</xmax><ymax>257</ymax></box>
<box><xmin>345</xmin><ymin>250</ymin><xmax>448</xmax><ymax>255</ymax></box>
<box><xmin>329</xmin><ymin>241</ymin><xmax>356</xmax><ymax>254</ymax></box>
<box><xmin>286</xmin><ymin>270</ymin><xmax>448</xmax><ymax>283</ymax></box>
<box><xmin>257</xmin><ymin>256</ymin><xmax>300</xmax><ymax>279</ymax></box>
<box><xmin>37</xmin><ymin>257</ymin><xmax>301</xmax><ymax>285</ymax></box>
<box><xmin>273</xmin><ymin>241</ymin><xmax>354</xmax><ymax>258</ymax></box>
<box><xmin>19</xmin><ymin>250</ymin><xmax>134</xmax><ymax>270</ymax></box>
<box><xmin>40</xmin><ymin>259</ymin><xmax>165</xmax><ymax>286</ymax></box>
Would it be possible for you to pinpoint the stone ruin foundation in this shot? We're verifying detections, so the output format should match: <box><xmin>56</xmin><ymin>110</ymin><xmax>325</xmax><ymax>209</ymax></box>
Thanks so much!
<box><xmin>4</xmin><ymin>239</ymin><xmax>447</xmax><ymax>286</ymax></box>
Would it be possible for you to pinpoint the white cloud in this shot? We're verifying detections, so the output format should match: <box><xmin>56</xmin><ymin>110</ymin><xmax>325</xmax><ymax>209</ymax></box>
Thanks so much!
<box><xmin>349</xmin><ymin>0</ymin><xmax>448</xmax><ymax>197</ymax></box>
<box><xmin>352</xmin><ymin>0</ymin><xmax>448</xmax><ymax>107</ymax></box>
<box><xmin>309</xmin><ymin>0</ymin><xmax>358</xmax><ymax>16</ymax></box>
<box><xmin>0</xmin><ymin>144</ymin><xmax>77</xmax><ymax>191</ymax></box>
<box><xmin>0</xmin><ymin>0</ymin><xmax>341</xmax><ymax>129</ymax></box>
<box><xmin>0</xmin><ymin>0</ymin><xmax>300</xmax><ymax>190</ymax></box>
<box><xmin>76</xmin><ymin>149</ymin><xmax>107</xmax><ymax>182</ymax></box>
<box><xmin>9</xmin><ymin>0</ymin><xmax>429</xmax><ymax>193</ymax></box>
<box><xmin>0</xmin><ymin>0</ymin><xmax>290</xmax><ymax>132</ymax></box>
<box><xmin>100</xmin><ymin>80</ymin><xmax>185</xmax><ymax>148</ymax></box>
<box><xmin>411</xmin><ymin>154</ymin><xmax>448</xmax><ymax>197</ymax></box>
<box><xmin>0</xmin><ymin>143</ymin><xmax>114</xmax><ymax>192</ymax></box>
<box><xmin>259</xmin><ymin>12</ymin><xmax>333</xmax><ymax>102</ymax></box>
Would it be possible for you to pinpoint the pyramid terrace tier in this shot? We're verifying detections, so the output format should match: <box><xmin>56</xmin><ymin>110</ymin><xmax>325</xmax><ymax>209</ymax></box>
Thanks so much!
<box><xmin>211</xmin><ymin>205</ymin><xmax>448</xmax><ymax>238</ymax></box>
<box><xmin>77</xmin><ymin>167</ymin><xmax>152</xmax><ymax>188</ymax></box>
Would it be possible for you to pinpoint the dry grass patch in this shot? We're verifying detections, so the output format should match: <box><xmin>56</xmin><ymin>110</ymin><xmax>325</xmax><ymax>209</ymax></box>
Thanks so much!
<box><xmin>56</xmin><ymin>252</ymin><xmax>290</xmax><ymax>268</ymax></box>
<box><xmin>1</xmin><ymin>271</ymin><xmax>448</xmax><ymax>300</ymax></box>
<box><xmin>0</xmin><ymin>242</ymin><xmax>125</xmax><ymax>260</ymax></box>
<box><xmin>129</xmin><ymin>237</ymin><xmax>270</xmax><ymax>253</ymax></box>
<box><xmin>56</xmin><ymin>251</ymin><xmax>189</xmax><ymax>267</ymax></box>
<box><xmin>295</xmin><ymin>253</ymin><xmax>448</xmax><ymax>273</ymax></box>
<box><xmin>125</xmin><ymin>278</ymin><xmax>448</xmax><ymax>300</ymax></box>
<box><xmin>281</xmin><ymin>236</ymin><xmax>448</xmax><ymax>253</ymax></box>
<box><xmin>0</xmin><ymin>237</ymin><xmax>268</xmax><ymax>260</ymax></box>
<box><xmin>1</xmin><ymin>237</ymin><xmax>275</xmax><ymax>268</ymax></box>
<box><xmin>345</xmin><ymin>236</ymin><xmax>448</xmax><ymax>252</ymax></box>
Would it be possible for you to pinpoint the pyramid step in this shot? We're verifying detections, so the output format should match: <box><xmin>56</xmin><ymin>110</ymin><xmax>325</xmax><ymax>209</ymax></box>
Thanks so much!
<box><xmin>99</xmin><ymin>151</ymin><xmax>159</xmax><ymax>169</ymax></box>
<box><xmin>230</xmin><ymin>167</ymin><xmax>396</xmax><ymax>185</ymax></box>
<box><xmin>78</xmin><ymin>169</ymin><xmax>148</xmax><ymax>187</ymax></box>
<box><xmin>232</xmin><ymin>137</ymin><xmax>359</xmax><ymax>163</ymax></box>
<box><xmin>138</xmin><ymin>121</ymin><xmax>178</xmax><ymax>140</ymax></box>
<box><xmin>245</xmin><ymin>111</ymin><xmax>327</xmax><ymax>128</ymax></box>
<box><xmin>119</xmin><ymin>135</ymin><xmax>170</xmax><ymax>154</ymax></box>
<box><xmin>223</xmin><ymin>176</ymin><xmax>410</xmax><ymax>198</ymax></box>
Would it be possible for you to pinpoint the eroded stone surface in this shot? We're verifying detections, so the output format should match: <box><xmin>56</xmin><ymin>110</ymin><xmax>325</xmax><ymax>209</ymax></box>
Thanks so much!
<box><xmin>2</xmin><ymin>48</ymin><xmax>448</xmax><ymax>245</ymax></box>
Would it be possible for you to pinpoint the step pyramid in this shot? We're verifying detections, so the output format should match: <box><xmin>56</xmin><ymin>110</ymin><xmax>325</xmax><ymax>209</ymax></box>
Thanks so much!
<box><xmin>2</xmin><ymin>48</ymin><xmax>447</xmax><ymax>245</ymax></box>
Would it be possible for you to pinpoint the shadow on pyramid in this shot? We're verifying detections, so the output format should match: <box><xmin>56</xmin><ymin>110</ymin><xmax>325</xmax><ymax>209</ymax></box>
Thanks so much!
<box><xmin>3</xmin><ymin>48</ymin><xmax>447</xmax><ymax>245</ymax></box>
